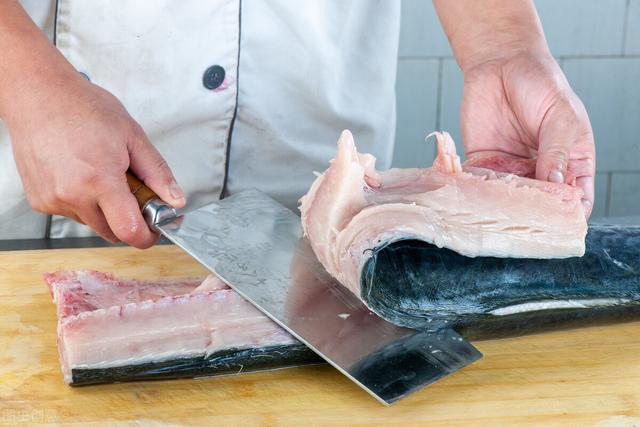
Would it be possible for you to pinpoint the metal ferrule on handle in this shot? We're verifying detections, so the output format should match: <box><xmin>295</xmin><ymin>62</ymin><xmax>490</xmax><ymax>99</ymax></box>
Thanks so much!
<box><xmin>126</xmin><ymin>171</ymin><xmax>178</xmax><ymax>230</ymax></box>
<box><xmin>142</xmin><ymin>199</ymin><xmax>178</xmax><ymax>230</ymax></box>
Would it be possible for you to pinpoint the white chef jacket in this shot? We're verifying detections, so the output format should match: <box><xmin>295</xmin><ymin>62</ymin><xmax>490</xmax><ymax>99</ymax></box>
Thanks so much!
<box><xmin>0</xmin><ymin>0</ymin><xmax>400</xmax><ymax>239</ymax></box>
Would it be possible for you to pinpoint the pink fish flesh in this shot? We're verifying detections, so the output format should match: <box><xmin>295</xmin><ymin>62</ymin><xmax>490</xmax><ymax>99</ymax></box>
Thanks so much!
<box><xmin>45</xmin><ymin>270</ymin><xmax>318</xmax><ymax>385</ymax></box>
<box><xmin>299</xmin><ymin>130</ymin><xmax>587</xmax><ymax>298</ymax></box>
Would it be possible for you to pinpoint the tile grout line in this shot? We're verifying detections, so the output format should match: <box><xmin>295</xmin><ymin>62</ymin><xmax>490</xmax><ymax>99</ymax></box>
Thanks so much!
<box><xmin>605</xmin><ymin>172</ymin><xmax>613</xmax><ymax>217</ymax></box>
<box><xmin>398</xmin><ymin>55</ymin><xmax>454</xmax><ymax>61</ymax></box>
<box><xmin>622</xmin><ymin>0</ymin><xmax>632</xmax><ymax>55</ymax></box>
<box><xmin>546</xmin><ymin>54</ymin><xmax>640</xmax><ymax>59</ymax></box>
<box><xmin>399</xmin><ymin>54</ymin><xmax>640</xmax><ymax>61</ymax></box>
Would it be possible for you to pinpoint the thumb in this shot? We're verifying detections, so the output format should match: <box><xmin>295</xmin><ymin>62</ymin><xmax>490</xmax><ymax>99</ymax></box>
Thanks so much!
<box><xmin>127</xmin><ymin>127</ymin><xmax>186</xmax><ymax>209</ymax></box>
<box><xmin>535</xmin><ymin>112</ymin><xmax>575</xmax><ymax>184</ymax></box>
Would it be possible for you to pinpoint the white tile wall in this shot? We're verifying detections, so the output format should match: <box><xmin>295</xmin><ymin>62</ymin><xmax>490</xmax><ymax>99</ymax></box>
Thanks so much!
<box><xmin>536</xmin><ymin>0</ymin><xmax>628</xmax><ymax>55</ymax></box>
<box><xmin>610</xmin><ymin>173</ymin><xmax>640</xmax><ymax>215</ymax></box>
<box><xmin>393</xmin><ymin>59</ymin><xmax>439</xmax><ymax>167</ymax></box>
<box><xmin>625</xmin><ymin>0</ymin><xmax>640</xmax><ymax>54</ymax></box>
<box><xmin>398</xmin><ymin>0</ymin><xmax>452</xmax><ymax>58</ymax></box>
<box><xmin>562</xmin><ymin>58</ymin><xmax>640</xmax><ymax>172</ymax></box>
<box><xmin>439</xmin><ymin>58</ymin><xmax>464</xmax><ymax>156</ymax></box>
<box><xmin>593</xmin><ymin>173</ymin><xmax>610</xmax><ymax>217</ymax></box>
<box><xmin>393</xmin><ymin>0</ymin><xmax>640</xmax><ymax>218</ymax></box>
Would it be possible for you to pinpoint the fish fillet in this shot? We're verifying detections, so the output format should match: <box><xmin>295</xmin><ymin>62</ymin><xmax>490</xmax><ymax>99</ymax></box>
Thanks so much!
<box><xmin>45</xmin><ymin>271</ymin><xmax>318</xmax><ymax>385</ymax></box>
<box><xmin>299</xmin><ymin>130</ymin><xmax>588</xmax><ymax>297</ymax></box>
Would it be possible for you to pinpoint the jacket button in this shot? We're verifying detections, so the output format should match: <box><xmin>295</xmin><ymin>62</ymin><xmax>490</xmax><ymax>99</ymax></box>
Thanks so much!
<box><xmin>202</xmin><ymin>65</ymin><xmax>225</xmax><ymax>90</ymax></box>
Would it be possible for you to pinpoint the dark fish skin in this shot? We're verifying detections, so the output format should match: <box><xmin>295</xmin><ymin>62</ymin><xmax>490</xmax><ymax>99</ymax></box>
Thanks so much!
<box><xmin>361</xmin><ymin>225</ymin><xmax>640</xmax><ymax>339</ymax></box>
<box><xmin>70</xmin><ymin>344</ymin><xmax>322</xmax><ymax>386</ymax></box>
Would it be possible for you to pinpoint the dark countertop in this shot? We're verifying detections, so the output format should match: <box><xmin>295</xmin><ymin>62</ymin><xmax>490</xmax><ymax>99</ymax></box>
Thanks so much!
<box><xmin>0</xmin><ymin>236</ymin><xmax>172</xmax><ymax>251</ymax></box>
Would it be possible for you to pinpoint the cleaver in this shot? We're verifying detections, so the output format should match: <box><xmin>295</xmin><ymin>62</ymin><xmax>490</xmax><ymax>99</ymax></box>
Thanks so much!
<box><xmin>126</xmin><ymin>172</ymin><xmax>482</xmax><ymax>405</ymax></box>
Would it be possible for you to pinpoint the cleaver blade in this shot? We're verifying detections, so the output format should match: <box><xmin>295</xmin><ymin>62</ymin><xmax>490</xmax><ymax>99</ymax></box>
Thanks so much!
<box><xmin>127</xmin><ymin>172</ymin><xmax>482</xmax><ymax>405</ymax></box>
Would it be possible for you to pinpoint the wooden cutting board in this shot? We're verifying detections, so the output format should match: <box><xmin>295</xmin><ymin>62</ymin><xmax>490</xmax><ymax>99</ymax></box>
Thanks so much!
<box><xmin>0</xmin><ymin>245</ymin><xmax>639</xmax><ymax>426</ymax></box>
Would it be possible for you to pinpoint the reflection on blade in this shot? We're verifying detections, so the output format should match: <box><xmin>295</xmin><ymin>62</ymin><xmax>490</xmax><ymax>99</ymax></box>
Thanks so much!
<box><xmin>159</xmin><ymin>190</ymin><xmax>482</xmax><ymax>404</ymax></box>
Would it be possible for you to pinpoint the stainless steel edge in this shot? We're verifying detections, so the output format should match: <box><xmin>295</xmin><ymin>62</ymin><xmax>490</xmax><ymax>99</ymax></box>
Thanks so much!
<box><xmin>157</xmin><ymin>190</ymin><xmax>482</xmax><ymax>404</ymax></box>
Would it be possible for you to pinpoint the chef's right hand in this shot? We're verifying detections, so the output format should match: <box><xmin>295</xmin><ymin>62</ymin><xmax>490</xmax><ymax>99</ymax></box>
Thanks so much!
<box><xmin>0</xmin><ymin>1</ymin><xmax>185</xmax><ymax>248</ymax></box>
<box><xmin>5</xmin><ymin>74</ymin><xmax>186</xmax><ymax>248</ymax></box>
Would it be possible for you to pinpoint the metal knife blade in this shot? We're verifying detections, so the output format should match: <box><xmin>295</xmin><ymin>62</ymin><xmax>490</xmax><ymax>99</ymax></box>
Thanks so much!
<box><xmin>126</xmin><ymin>173</ymin><xmax>482</xmax><ymax>404</ymax></box>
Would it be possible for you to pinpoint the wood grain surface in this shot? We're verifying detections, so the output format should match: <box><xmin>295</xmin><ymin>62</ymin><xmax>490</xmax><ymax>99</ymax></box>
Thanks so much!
<box><xmin>0</xmin><ymin>245</ymin><xmax>639</xmax><ymax>426</ymax></box>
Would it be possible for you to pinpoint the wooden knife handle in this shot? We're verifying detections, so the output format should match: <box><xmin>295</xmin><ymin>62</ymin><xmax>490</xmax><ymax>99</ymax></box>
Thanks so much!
<box><xmin>126</xmin><ymin>171</ymin><xmax>158</xmax><ymax>210</ymax></box>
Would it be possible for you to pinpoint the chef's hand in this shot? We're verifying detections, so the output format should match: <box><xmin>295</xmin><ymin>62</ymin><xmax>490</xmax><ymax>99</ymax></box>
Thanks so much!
<box><xmin>0</xmin><ymin>1</ymin><xmax>185</xmax><ymax>248</ymax></box>
<box><xmin>460</xmin><ymin>53</ymin><xmax>595</xmax><ymax>217</ymax></box>
<box><xmin>434</xmin><ymin>0</ymin><xmax>595</xmax><ymax>218</ymax></box>
<box><xmin>10</xmin><ymin>77</ymin><xmax>187</xmax><ymax>248</ymax></box>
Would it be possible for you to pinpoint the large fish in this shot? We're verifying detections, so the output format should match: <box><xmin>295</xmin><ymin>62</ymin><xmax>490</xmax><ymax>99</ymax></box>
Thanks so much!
<box><xmin>47</xmin><ymin>223</ymin><xmax>640</xmax><ymax>387</ymax></box>
<box><xmin>47</xmin><ymin>130</ymin><xmax>639</xmax><ymax>387</ymax></box>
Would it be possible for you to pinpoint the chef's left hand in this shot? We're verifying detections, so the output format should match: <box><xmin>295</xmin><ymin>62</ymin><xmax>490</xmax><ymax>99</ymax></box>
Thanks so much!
<box><xmin>460</xmin><ymin>52</ymin><xmax>595</xmax><ymax>217</ymax></box>
<box><xmin>433</xmin><ymin>0</ymin><xmax>596</xmax><ymax>218</ymax></box>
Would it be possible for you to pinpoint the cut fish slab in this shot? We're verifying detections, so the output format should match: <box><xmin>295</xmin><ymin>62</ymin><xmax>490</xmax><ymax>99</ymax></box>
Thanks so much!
<box><xmin>45</xmin><ymin>269</ymin><xmax>481</xmax><ymax>403</ymax></box>
<box><xmin>45</xmin><ymin>271</ymin><xmax>320</xmax><ymax>385</ymax></box>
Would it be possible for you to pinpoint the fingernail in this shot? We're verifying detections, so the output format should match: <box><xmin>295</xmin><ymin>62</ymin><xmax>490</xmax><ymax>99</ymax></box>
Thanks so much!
<box><xmin>547</xmin><ymin>169</ymin><xmax>565</xmax><ymax>184</ymax></box>
<box><xmin>169</xmin><ymin>181</ymin><xmax>185</xmax><ymax>201</ymax></box>
<box><xmin>581</xmin><ymin>199</ymin><xmax>592</xmax><ymax>210</ymax></box>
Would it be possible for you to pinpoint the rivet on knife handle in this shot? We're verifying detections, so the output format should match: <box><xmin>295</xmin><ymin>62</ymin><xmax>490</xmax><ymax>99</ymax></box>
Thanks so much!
<box><xmin>126</xmin><ymin>171</ymin><xmax>178</xmax><ymax>230</ymax></box>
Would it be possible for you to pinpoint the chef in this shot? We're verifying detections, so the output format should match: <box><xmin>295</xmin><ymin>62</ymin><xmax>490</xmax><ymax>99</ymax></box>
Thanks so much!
<box><xmin>0</xmin><ymin>0</ymin><xmax>595</xmax><ymax>248</ymax></box>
